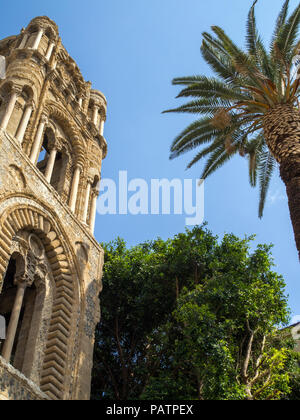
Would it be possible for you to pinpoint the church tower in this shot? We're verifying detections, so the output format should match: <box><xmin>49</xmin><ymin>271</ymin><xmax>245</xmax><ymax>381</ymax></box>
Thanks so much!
<box><xmin>0</xmin><ymin>17</ymin><xmax>107</xmax><ymax>400</ymax></box>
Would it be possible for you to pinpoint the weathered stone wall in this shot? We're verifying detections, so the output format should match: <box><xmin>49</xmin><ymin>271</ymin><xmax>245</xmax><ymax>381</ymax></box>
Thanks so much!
<box><xmin>0</xmin><ymin>128</ymin><xmax>104</xmax><ymax>400</ymax></box>
<box><xmin>0</xmin><ymin>356</ymin><xmax>49</xmax><ymax>400</ymax></box>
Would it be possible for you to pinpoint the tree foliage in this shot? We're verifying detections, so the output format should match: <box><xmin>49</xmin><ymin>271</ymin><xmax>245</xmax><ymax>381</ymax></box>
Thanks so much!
<box><xmin>142</xmin><ymin>240</ymin><xmax>292</xmax><ymax>400</ymax></box>
<box><xmin>91</xmin><ymin>226</ymin><xmax>298</xmax><ymax>400</ymax></box>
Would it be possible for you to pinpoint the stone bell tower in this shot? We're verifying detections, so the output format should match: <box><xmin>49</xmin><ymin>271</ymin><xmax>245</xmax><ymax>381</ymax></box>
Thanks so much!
<box><xmin>0</xmin><ymin>17</ymin><xmax>107</xmax><ymax>400</ymax></box>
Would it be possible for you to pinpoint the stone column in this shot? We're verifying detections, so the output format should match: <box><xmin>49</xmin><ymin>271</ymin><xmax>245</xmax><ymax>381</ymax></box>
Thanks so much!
<box><xmin>32</xmin><ymin>28</ymin><xmax>44</xmax><ymax>50</ymax></box>
<box><xmin>100</xmin><ymin>120</ymin><xmax>105</xmax><ymax>136</ymax></box>
<box><xmin>29</xmin><ymin>114</ymin><xmax>48</xmax><ymax>164</ymax></box>
<box><xmin>89</xmin><ymin>189</ymin><xmax>99</xmax><ymax>234</ymax></box>
<box><xmin>45</xmin><ymin>41</ymin><xmax>55</xmax><ymax>61</ymax></box>
<box><xmin>92</xmin><ymin>105</ymin><xmax>98</xmax><ymax>126</ymax></box>
<box><xmin>0</xmin><ymin>87</ymin><xmax>20</xmax><ymax>130</ymax></box>
<box><xmin>82</xmin><ymin>179</ymin><xmax>92</xmax><ymax>223</ymax></box>
<box><xmin>69</xmin><ymin>164</ymin><xmax>82</xmax><ymax>212</ymax></box>
<box><xmin>15</xmin><ymin>102</ymin><xmax>34</xmax><ymax>143</ymax></box>
<box><xmin>78</xmin><ymin>98</ymin><xmax>83</xmax><ymax>108</ymax></box>
<box><xmin>45</xmin><ymin>147</ymin><xmax>57</xmax><ymax>182</ymax></box>
<box><xmin>1</xmin><ymin>279</ymin><xmax>27</xmax><ymax>362</ymax></box>
<box><xmin>18</xmin><ymin>33</ymin><xmax>29</xmax><ymax>49</ymax></box>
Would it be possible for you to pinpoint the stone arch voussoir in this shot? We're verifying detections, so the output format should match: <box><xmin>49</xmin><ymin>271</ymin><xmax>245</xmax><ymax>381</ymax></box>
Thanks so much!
<box><xmin>0</xmin><ymin>205</ymin><xmax>75</xmax><ymax>400</ymax></box>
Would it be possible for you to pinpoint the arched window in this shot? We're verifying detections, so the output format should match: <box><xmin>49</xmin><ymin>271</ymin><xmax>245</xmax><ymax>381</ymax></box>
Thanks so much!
<box><xmin>91</xmin><ymin>175</ymin><xmax>100</xmax><ymax>191</ymax></box>
<box><xmin>40</xmin><ymin>29</ymin><xmax>51</xmax><ymax>56</ymax></box>
<box><xmin>0</xmin><ymin>253</ymin><xmax>37</xmax><ymax>373</ymax></box>
<box><xmin>27</xmin><ymin>26</ymin><xmax>39</xmax><ymax>49</ymax></box>
<box><xmin>0</xmin><ymin>232</ymin><xmax>52</xmax><ymax>381</ymax></box>
<box><xmin>0</xmin><ymin>83</ymin><xmax>33</xmax><ymax>140</ymax></box>
<box><xmin>87</xmin><ymin>100</ymin><xmax>94</xmax><ymax>122</ymax></box>
<box><xmin>0</xmin><ymin>83</ymin><xmax>12</xmax><ymax>126</ymax></box>
<box><xmin>49</xmin><ymin>150</ymin><xmax>63</xmax><ymax>191</ymax></box>
<box><xmin>0</xmin><ymin>257</ymin><xmax>17</xmax><ymax>356</ymax></box>
<box><xmin>36</xmin><ymin>126</ymin><xmax>70</xmax><ymax>198</ymax></box>
<box><xmin>14</xmin><ymin>86</ymin><xmax>34</xmax><ymax>142</ymax></box>
<box><xmin>37</xmin><ymin>131</ymin><xmax>50</xmax><ymax>175</ymax></box>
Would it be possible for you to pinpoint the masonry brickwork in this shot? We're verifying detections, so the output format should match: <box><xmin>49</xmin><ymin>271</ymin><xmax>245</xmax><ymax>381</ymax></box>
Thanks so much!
<box><xmin>0</xmin><ymin>16</ymin><xmax>107</xmax><ymax>400</ymax></box>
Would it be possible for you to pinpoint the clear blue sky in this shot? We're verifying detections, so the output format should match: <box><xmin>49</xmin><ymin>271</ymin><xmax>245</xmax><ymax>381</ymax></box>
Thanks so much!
<box><xmin>1</xmin><ymin>0</ymin><xmax>300</xmax><ymax>320</ymax></box>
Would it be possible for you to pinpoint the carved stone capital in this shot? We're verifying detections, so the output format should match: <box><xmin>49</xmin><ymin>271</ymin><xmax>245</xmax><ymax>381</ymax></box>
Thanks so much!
<box><xmin>27</xmin><ymin>100</ymin><xmax>36</xmax><ymax>110</ymax></box>
<box><xmin>86</xmin><ymin>175</ymin><xmax>94</xmax><ymax>185</ymax></box>
<box><xmin>72</xmin><ymin>162</ymin><xmax>83</xmax><ymax>173</ymax></box>
<box><xmin>40</xmin><ymin>113</ymin><xmax>49</xmax><ymax>125</ymax></box>
<box><xmin>91</xmin><ymin>188</ymin><xmax>100</xmax><ymax>198</ymax></box>
<box><xmin>15</xmin><ymin>101</ymin><xmax>23</xmax><ymax>111</ymax></box>
<box><xmin>11</xmin><ymin>85</ymin><xmax>23</xmax><ymax>96</ymax></box>
<box><xmin>13</xmin><ymin>240</ymin><xmax>47</xmax><ymax>289</ymax></box>
<box><xmin>47</xmin><ymin>136</ymin><xmax>62</xmax><ymax>152</ymax></box>
<box><xmin>15</xmin><ymin>274</ymin><xmax>34</xmax><ymax>288</ymax></box>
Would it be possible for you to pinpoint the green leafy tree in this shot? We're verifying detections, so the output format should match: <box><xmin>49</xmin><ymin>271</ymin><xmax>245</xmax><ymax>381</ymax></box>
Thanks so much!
<box><xmin>91</xmin><ymin>227</ymin><xmax>218</xmax><ymax>400</ymax></box>
<box><xmin>278</xmin><ymin>329</ymin><xmax>300</xmax><ymax>399</ymax></box>
<box><xmin>164</xmin><ymin>1</ymin><xmax>300</xmax><ymax>258</ymax></box>
<box><xmin>91</xmin><ymin>227</ymin><xmax>296</xmax><ymax>400</ymax></box>
<box><xmin>283</xmin><ymin>351</ymin><xmax>300</xmax><ymax>399</ymax></box>
<box><xmin>142</xmin><ymin>237</ymin><xmax>292</xmax><ymax>400</ymax></box>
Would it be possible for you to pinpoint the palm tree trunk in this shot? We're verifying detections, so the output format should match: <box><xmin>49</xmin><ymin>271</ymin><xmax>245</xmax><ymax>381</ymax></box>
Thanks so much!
<box><xmin>263</xmin><ymin>104</ymin><xmax>300</xmax><ymax>259</ymax></box>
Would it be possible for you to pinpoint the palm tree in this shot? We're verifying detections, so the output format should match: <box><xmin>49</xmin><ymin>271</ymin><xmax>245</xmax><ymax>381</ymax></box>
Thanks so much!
<box><xmin>164</xmin><ymin>0</ymin><xmax>300</xmax><ymax>259</ymax></box>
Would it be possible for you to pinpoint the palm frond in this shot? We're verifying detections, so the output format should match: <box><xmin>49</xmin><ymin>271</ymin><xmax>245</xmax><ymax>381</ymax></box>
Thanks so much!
<box><xmin>246</xmin><ymin>3</ymin><xmax>275</xmax><ymax>81</ymax></box>
<box><xmin>172</xmin><ymin>75</ymin><xmax>212</xmax><ymax>86</ymax></box>
<box><xmin>164</xmin><ymin>1</ymin><xmax>294</xmax><ymax>220</ymax></box>
<box><xmin>171</xmin><ymin>130</ymin><xmax>223</xmax><ymax>160</ymax></box>
<box><xmin>163</xmin><ymin>98</ymin><xmax>231</xmax><ymax>116</ymax></box>
<box><xmin>255</xmin><ymin>39</ymin><xmax>274</xmax><ymax>80</ymax></box>
<box><xmin>170</xmin><ymin>118</ymin><xmax>222</xmax><ymax>158</ymax></box>
<box><xmin>170</xmin><ymin>117</ymin><xmax>212</xmax><ymax>148</ymax></box>
<box><xmin>258</xmin><ymin>147</ymin><xmax>277</xmax><ymax>217</ymax></box>
<box><xmin>201</xmin><ymin>40</ymin><xmax>238</xmax><ymax>83</ymax></box>
<box><xmin>176</xmin><ymin>77</ymin><xmax>250</xmax><ymax>102</ymax></box>
<box><xmin>201</xmin><ymin>142</ymin><xmax>237</xmax><ymax>179</ymax></box>
<box><xmin>246</xmin><ymin>0</ymin><xmax>259</xmax><ymax>57</ymax></box>
<box><xmin>202</xmin><ymin>32</ymin><xmax>229</xmax><ymax>56</ymax></box>
<box><xmin>246</xmin><ymin>133</ymin><xmax>264</xmax><ymax>187</ymax></box>
<box><xmin>200</xmin><ymin>128</ymin><xmax>247</xmax><ymax>177</ymax></box>
<box><xmin>211</xmin><ymin>29</ymin><xmax>265</xmax><ymax>89</ymax></box>
<box><xmin>275</xmin><ymin>3</ymin><xmax>300</xmax><ymax>63</ymax></box>
<box><xmin>272</xmin><ymin>0</ymin><xmax>290</xmax><ymax>46</ymax></box>
<box><xmin>186</xmin><ymin>135</ymin><xmax>225</xmax><ymax>169</ymax></box>
<box><xmin>212</xmin><ymin>25</ymin><xmax>247</xmax><ymax>58</ymax></box>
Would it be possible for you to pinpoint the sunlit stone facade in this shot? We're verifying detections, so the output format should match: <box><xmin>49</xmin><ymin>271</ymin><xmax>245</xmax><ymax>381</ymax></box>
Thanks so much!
<box><xmin>0</xmin><ymin>16</ymin><xmax>107</xmax><ymax>400</ymax></box>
